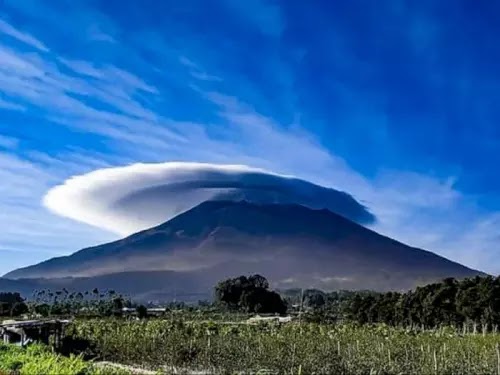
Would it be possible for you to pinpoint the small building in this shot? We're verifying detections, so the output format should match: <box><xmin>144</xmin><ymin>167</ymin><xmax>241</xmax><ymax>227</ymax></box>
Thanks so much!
<box><xmin>247</xmin><ymin>315</ymin><xmax>293</xmax><ymax>324</ymax></box>
<box><xmin>121</xmin><ymin>307</ymin><xmax>167</xmax><ymax>316</ymax></box>
<box><xmin>1</xmin><ymin>319</ymin><xmax>70</xmax><ymax>348</ymax></box>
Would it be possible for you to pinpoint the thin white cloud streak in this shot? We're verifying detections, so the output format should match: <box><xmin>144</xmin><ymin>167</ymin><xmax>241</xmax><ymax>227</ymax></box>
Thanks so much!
<box><xmin>179</xmin><ymin>56</ymin><xmax>223</xmax><ymax>82</ymax></box>
<box><xmin>57</xmin><ymin>58</ymin><xmax>104</xmax><ymax>78</ymax></box>
<box><xmin>3</xmin><ymin>0</ymin><xmax>119</xmax><ymax>47</ymax></box>
<box><xmin>0</xmin><ymin>97</ymin><xmax>25</xmax><ymax>111</ymax></box>
<box><xmin>86</xmin><ymin>24</ymin><xmax>116</xmax><ymax>43</ymax></box>
<box><xmin>0</xmin><ymin>18</ymin><xmax>49</xmax><ymax>52</ymax></box>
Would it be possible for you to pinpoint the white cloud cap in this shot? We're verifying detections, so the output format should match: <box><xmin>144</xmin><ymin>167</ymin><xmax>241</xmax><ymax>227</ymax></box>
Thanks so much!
<box><xmin>43</xmin><ymin>161</ymin><xmax>374</xmax><ymax>236</ymax></box>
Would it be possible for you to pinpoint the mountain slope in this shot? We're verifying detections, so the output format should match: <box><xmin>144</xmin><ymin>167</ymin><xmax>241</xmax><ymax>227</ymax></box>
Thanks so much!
<box><xmin>5</xmin><ymin>201</ymin><xmax>483</xmax><ymax>292</ymax></box>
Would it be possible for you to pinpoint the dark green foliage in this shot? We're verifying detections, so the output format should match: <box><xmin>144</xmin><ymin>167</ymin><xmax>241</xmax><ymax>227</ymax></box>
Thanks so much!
<box><xmin>0</xmin><ymin>292</ymin><xmax>28</xmax><ymax>317</ymax></box>
<box><xmin>286</xmin><ymin>276</ymin><xmax>500</xmax><ymax>329</ymax></box>
<box><xmin>111</xmin><ymin>297</ymin><xmax>124</xmax><ymax>317</ymax></box>
<box><xmin>303</xmin><ymin>289</ymin><xmax>326</xmax><ymax>309</ymax></box>
<box><xmin>215</xmin><ymin>274</ymin><xmax>287</xmax><ymax>314</ymax></box>
<box><xmin>136</xmin><ymin>305</ymin><xmax>148</xmax><ymax>319</ymax></box>
<box><xmin>34</xmin><ymin>303</ymin><xmax>51</xmax><ymax>317</ymax></box>
<box><xmin>240</xmin><ymin>288</ymin><xmax>287</xmax><ymax>314</ymax></box>
<box><xmin>248</xmin><ymin>274</ymin><xmax>269</xmax><ymax>289</ymax></box>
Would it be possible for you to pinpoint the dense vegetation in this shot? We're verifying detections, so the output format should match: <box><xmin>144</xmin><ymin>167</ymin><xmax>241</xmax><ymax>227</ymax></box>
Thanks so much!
<box><xmin>66</xmin><ymin>318</ymin><xmax>500</xmax><ymax>374</ymax></box>
<box><xmin>0</xmin><ymin>292</ymin><xmax>28</xmax><ymax>317</ymax></box>
<box><xmin>287</xmin><ymin>276</ymin><xmax>500</xmax><ymax>330</ymax></box>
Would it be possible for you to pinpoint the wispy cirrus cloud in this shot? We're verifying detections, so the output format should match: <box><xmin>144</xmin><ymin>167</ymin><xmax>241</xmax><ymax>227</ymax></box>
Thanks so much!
<box><xmin>0</xmin><ymin>97</ymin><xmax>25</xmax><ymax>111</ymax></box>
<box><xmin>0</xmin><ymin>18</ymin><xmax>49</xmax><ymax>52</ymax></box>
<box><xmin>0</xmin><ymin>0</ymin><xmax>499</xmax><ymax>278</ymax></box>
<box><xmin>0</xmin><ymin>44</ymin><xmax>183</xmax><ymax>154</ymax></box>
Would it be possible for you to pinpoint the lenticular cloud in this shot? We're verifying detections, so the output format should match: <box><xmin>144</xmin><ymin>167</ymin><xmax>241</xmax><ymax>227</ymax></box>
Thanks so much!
<box><xmin>43</xmin><ymin>162</ymin><xmax>375</xmax><ymax>236</ymax></box>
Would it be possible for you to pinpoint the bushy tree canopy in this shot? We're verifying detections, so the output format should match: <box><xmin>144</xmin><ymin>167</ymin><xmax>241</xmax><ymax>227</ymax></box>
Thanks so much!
<box><xmin>215</xmin><ymin>274</ymin><xmax>286</xmax><ymax>314</ymax></box>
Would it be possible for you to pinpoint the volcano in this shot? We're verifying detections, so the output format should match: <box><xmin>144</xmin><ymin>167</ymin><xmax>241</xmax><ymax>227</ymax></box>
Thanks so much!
<box><xmin>2</xmin><ymin>201</ymin><xmax>483</xmax><ymax>300</ymax></box>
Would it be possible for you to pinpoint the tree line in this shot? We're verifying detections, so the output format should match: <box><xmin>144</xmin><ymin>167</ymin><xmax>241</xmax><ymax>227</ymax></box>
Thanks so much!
<box><xmin>0</xmin><ymin>289</ymin><xmax>128</xmax><ymax>318</ymax></box>
<box><xmin>4</xmin><ymin>275</ymin><xmax>500</xmax><ymax>328</ymax></box>
<box><xmin>285</xmin><ymin>276</ymin><xmax>500</xmax><ymax>329</ymax></box>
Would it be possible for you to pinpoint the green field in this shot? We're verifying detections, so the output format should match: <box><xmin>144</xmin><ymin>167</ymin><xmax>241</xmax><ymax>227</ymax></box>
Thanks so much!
<box><xmin>60</xmin><ymin>318</ymin><xmax>500</xmax><ymax>374</ymax></box>
<box><xmin>3</xmin><ymin>318</ymin><xmax>500</xmax><ymax>374</ymax></box>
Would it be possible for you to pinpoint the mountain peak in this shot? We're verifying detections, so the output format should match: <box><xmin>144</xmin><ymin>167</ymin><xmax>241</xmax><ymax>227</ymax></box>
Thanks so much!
<box><xmin>4</xmin><ymin>200</ymin><xmax>483</xmax><ymax>295</ymax></box>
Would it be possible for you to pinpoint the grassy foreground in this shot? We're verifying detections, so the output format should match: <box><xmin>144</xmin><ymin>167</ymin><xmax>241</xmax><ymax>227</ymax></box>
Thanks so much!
<box><xmin>67</xmin><ymin>318</ymin><xmax>500</xmax><ymax>374</ymax></box>
<box><xmin>0</xmin><ymin>343</ymin><xmax>128</xmax><ymax>375</ymax></box>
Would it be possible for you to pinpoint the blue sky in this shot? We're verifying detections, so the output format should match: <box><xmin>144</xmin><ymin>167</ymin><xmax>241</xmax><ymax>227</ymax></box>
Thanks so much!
<box><xmin>0</xmin><ymin>0</ymin><xmax>499</xmax><ymax>275</ymax></box>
